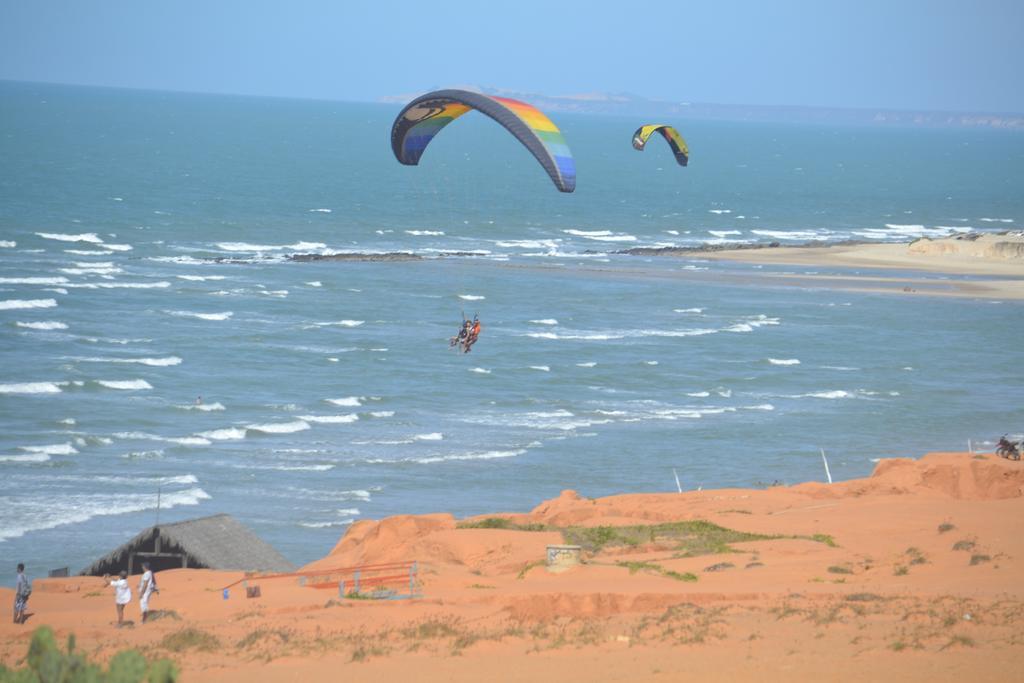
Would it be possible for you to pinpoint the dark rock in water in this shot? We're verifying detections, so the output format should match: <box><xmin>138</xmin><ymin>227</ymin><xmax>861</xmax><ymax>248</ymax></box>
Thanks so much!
<box><xmin>289</xmin><ymin>251</ymin><xmax>488</xmax><ymax>263</ymax></box>
<box><xmin>615</xmin><ymin>238</ymin><xmax>874</xmax><ymax>258</ymax></box>
<box><xmin>289</xmin><ymin>252</ymin><xmax>423</xmax><ymax>263</ymax></box>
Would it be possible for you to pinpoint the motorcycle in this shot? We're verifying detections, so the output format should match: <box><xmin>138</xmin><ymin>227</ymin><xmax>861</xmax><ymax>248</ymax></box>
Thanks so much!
<box><xmin>995</xmin><ymin>436</ymin><xmax>1021</xmax><ymax>461</ymax></box>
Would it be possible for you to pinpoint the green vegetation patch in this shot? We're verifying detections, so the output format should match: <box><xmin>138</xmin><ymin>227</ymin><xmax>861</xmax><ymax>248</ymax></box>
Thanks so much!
<box><xmin>160</xmin><ymin>627</ymin><xmax>221</xmax><ymax>653</ymax></box>
<box><xmin>563</xmin><ymin>520</ymin><xmax>778</xmax><ymax>556</ymax></box>
<box><xmin>457</xmin><ymin>517</ymin><xmax>548</xmax><ymax>531</ymax></box>
<box><xmin>0</xmin><ymin>626</ymin><xmax>178</xmax><ymax>682</ymax></box>
<box><xmin>616</xmin><ymin>560</ymin><xmax>698</xmax><ymax>582</ymax></box>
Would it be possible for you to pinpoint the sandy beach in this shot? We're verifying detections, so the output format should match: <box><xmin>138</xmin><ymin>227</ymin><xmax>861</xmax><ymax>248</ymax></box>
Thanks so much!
<box><xmin>3</xmin><ymin>451</ymin><xmax>1022</xmax><ymax>682</ymax></box>
<box><xmin>675</xmin><ymin>233</ymin><xmax>1024</xmax><ymax>300</ymax></box>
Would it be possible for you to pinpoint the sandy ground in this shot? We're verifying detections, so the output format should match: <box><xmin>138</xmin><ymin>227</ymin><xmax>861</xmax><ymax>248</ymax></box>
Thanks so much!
<box><xmin>3</xmin><ymin>451</ymin><xmax>1023</xmax><ymax>681</ymax></box>
<box><xmin>683</xmin><ymin>233</ymin><xmax>1024</xmax><ymax>299</ymax></box>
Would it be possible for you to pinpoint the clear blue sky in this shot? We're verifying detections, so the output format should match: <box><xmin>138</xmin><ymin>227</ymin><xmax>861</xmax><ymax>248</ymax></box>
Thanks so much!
<box><xmin>1</xmin><ymin>0</ymin><xmax>1021</xmax><ymax>112</ymax></box>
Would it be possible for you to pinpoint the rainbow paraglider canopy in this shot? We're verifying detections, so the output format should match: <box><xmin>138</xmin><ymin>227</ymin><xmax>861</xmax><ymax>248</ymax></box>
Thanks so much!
<box><xmin>391</xmin><ymin>89</ymin><xmax>576</xmax><ymax>193</ymax></box>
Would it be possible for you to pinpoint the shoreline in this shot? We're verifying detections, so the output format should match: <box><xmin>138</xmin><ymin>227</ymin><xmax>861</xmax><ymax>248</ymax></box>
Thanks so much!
<box><xmin>3</xmin><ymin>451</ymin><xmax>1022</xmax><ymax>681</ymax></box>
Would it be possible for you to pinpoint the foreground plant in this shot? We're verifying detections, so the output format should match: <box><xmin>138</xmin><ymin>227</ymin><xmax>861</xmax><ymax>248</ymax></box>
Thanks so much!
<box><xmin>0</xmin><ymin>626</ymin><xmax>177</xmax><ymax>682</ymax></box>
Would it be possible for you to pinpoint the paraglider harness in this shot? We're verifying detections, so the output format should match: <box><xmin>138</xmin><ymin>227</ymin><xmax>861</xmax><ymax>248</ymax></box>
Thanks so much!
<box><xmin>450</xmin><ymin>313</ymin><xmax>481</xmax><ymax>353</ymax></box>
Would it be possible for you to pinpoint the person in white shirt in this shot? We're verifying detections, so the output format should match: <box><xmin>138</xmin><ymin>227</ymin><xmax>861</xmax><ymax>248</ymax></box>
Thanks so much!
<box><xmin>138</xmin><ymin>562</ymin><xmax>156</xmax><ymax>623</ymax></box>
<box><xmin>104</xmin><ymin>570</ymin><xmax>132</xmax><ymax>626</ymax></box>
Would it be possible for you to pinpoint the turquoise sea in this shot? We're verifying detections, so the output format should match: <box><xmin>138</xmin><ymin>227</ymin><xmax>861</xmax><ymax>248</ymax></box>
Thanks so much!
<box><xmin>2</xmin><ymin>81</ymin><xmax>1023</xmax><ymax>578</ymax></box>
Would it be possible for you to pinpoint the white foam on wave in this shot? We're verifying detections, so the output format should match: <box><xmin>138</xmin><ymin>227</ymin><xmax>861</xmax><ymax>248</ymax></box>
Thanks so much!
<box><xmin>674</xmin><ymin>308</ymin><xmax>704</xmax><ymax>314</ymax></box>
<box><xmin>530</xmin><ymin>319</ymin><xmax>558</xmax><ymax>325</ymax></box>
<box><xmin>309</xmin><ymin>208</ymin><xmax>333</xmax><ymax>213</ymax></box>
<box><xmin>784</xmin><ymin>390</ymin><xmax>873</xmax><ymax>400</ymax></box>
<box><xmin>215</xmin><ymin>241</ymin><xmax>326</xmax><ymax>252</ymax></box>
<box><xmin>314</xmin><ymin>320</ymin><xmax>364</xmax><ymax>327</ymax></box>
<box><xmin>326</xmin><ymin>396</ymin><xmax>363</xmax><ymax>407</ymax></box>
<box><xmin>415</xmin><ymin>432</ymin><xmax>444</xmax><ymax>441</ymax></box>
<box><xmin>21</xmin><ymin>442</ymin><xmax>78</xmax><ymax>456</ymax></box>
<box><xmin>0</xmin><ymin>299</ymin><xmax>58</xmax><ymax>310</ymax></box>
<box><xmin>35</xmin><ymin>232</ymin><xmax>103</xmax><ymax>243</ymax></box>
<box><xmin>147</xmin><ymin>255</ymin><xmax>206</xmax><ymax>265</ymax></box>
<box><xmin>821</xmin><ymin>365</ymin><xmax>858</xmax><ymax>371</ymax></box>
<box><xmin>768</xmin><ymin>358</ymin><xmax>801</xmax><ymax>366</ymax></box>
<box><xmin>95</xmin><ymin>379</ymin><xmax>153</xmax><ymax>390</ymax></box>
<box><xmin>405</xmin><ymin>230</ymin><xmax>445</xmax><ymax>236</ymax></box>
<box><xmin>563</xmin><ymin>229</ymin><xmax>637</xmax><ymax>242</ymax></box>
<box><xmin>306</xmin><ymin>281</ymin><xmax>322</xmax><ymax>287</ymax></box>
<box><xmin>644</xmin><ymin>360</ymin><xmax>659</xmax><ymax>365</ymax></box>
<box><xmin>470</xmin><ymin>367</ymin><xmax>491</xmax><ymax>374</ymax></box>
<box><xmin>687</xmin><ymin>391</ymin><xmax>710</xmax><ymax>397</ymax></box>
<box><xmin>979</xmin><ymin>217</ymin><xmax>1014</xmax><ymax>223</ymax></box>
<box><xmin>176</xmin><ymin>274</ymin><xmax>226</xmax><ymax>281</ymax></box>
<box><xmin>248</xmin><ymin>464</ymin><xmax>335</xmax><ymax>472</ymax></box>
<box><xmin>300</xmin><ymin>414</ymin><xmax>359</xmax><ymax>424</ymax></box>
<box><xmin>178</xmin><ymin>401</ymin><xmax>225</xmax><ymax>411</ymax></box>
<box><xmin>300</xmin><ymin>519</ymin><xmax>355</xmax><ymax>529</ymax></box>
<box><xmin>114</xmin><ymin>431</ymin><xmax>211</xmax><ymax>446</ymax></box>
<box><xmin>0</xmin><ymin>453</ymin><xmax>52</xmax><ymax>463</ymax></box>
<box><xmin>459</xmin><ymin>294</ymin><xmax>485</xmax><ymax>301</ymax></box>
<box><xmin>708</xmin><ymin>209</ymin><xmax>732</xmax><ymax>215</ymax></box>
<box><xmin>15</xmin><ymin>321</ymin><xmax>68</xmax><ymax>330</ymax></box>
<box><xmin>576</xmin><ymin>362</ymin><xmax>597</xmax><ymax>368</ymax></box>
<box><xmin>198</xmin><ymin>427</ymin><xmax>247</xmax><ymax>441</ymax></box>
<box><xmin>0</xmin><ymin>241</ymin><xmax>15</xmax><ymax>248</ymax></box>
<box><xmin>247</xmin><ymin>420</ymin><xmax>311</xmax><ymax>434</ymax></box>
<box><xmin>724</xmin><ymin>315</ymin><xmax>780</xmax><ymax>333</ymax></box>
<box><xmin>708</xmin><ymin>230</ymin><xmax>741</xmax><ymax>237</ymax></box>
<box><xmin>530</xmin><ymin>365</ymin><xmax>550</xmax><ymax>372</ymax></box>
<box><xmin>0</xmin><ymin>382</ymin><xmax>63</xmax><ymax>394</ymax></box>
<box><xmin>413</xmin><ymin>449</ymin><xmax>525</xmax><ymax>464</ymax></box>
<box><xmin>74</xmin><ymin>356</ymin><xmax>182</xmax><ymax>367</ymax></box>
<box><xmin>64</xmin><ymin>249</ymin><xmax>114</xmax><ymax>256</ymax></box>
<box><xmin>104</xmin><ymin>244</ymin><xmax>133</xmax><ymax>252</ymax></box>
<box><xmin>751</xmin><ymin>230</ymin><xmax>822</xmax><ymax>240</ymax></box>
<box><xmin>166</xmin><ymin>310</ymin><xmax>233</xmax><ymax>321</ymax></box>
<box><xmin>0</xmin><ymin>276</ymin><xmax>70</xmax><ymax>285</ymax></box>
<box><xmin>494</xmin><ymin>238</ymin><xmax>560</xmax><ymax>250</ymax></box>
<box><xmin>368</xmin><ymin>410</ymin><xmax>394</xmax><ymax>418</ymax></box>
<box><xmin>526</xmin><ymin>327</ymin><xmax>717</xmax><ymax>341</ymax></box>
<box><xmin>66</xmin><ymin>281</ymin><xmax>171</xmax><ymax>290</ymax></box>
<box><xmin>0</xmin><ymin>487</ymin><xmax>210</xmax><ymax>542</ymax></box>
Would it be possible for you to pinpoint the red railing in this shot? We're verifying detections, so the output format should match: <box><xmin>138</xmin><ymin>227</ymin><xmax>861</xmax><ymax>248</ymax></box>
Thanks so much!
<box><xmin>221</xmin><ymin>560</ymin><xmax>419</xmax><ymax>600</ymax></box>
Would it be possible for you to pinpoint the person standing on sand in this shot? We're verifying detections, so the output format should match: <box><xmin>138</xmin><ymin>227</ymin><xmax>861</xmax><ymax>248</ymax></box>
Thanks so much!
<box><xmin>13</xmin><ymin>563</ymin><xmax>31</xmax><ymax>625</ymax></box>
<box><xmin>104</xmin><ymin>570</ymin><xmax>132</xmax><ymax>626</ymax></box>
<box><xmin>138</xmin><ymin>562</ymin><xmax>156</xmax><ymax>623</ymax></box>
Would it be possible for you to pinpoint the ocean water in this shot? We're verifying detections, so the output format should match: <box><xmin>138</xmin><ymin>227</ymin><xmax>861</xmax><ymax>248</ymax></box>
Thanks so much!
<box><xmin>2</xmin><ymin>81</ymin><xmax>1023</xmax><ymax>577</ymax></box>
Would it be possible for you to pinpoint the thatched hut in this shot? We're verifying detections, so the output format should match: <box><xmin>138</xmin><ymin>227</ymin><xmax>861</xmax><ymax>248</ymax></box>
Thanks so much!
<box><xmin>80</xmin><ymin>514</ymin><xmax>294</xmax><ymax>576</ymax></box>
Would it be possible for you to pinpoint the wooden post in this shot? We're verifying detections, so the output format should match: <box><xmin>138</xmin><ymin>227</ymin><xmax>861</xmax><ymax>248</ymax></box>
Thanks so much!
<box><xmin>820</xmin><ymin>448</ymin><xmax>833</xmax><ymax>484</ymax></box>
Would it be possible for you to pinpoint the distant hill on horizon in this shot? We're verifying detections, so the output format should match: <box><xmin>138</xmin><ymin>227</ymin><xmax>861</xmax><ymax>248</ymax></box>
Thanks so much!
<box><xmin>382</xmin><ymin>85</ymin><xmax>1024</xmax><ymax>130</ymax></box>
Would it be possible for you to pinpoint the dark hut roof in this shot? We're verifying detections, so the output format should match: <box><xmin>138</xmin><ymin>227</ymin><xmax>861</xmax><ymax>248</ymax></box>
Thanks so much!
<box><xmin>80</xmin><ymin>514</ymin><xmax>294</xmax><ymax>576</ymax></box>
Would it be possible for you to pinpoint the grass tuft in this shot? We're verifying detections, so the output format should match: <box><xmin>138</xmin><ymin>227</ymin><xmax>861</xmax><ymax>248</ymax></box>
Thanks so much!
<box><xmin>457</xmin><ymin>517</ymin><xmax>548</xmax><ymax>531</ymax></box>
<box><xmin>160</xmin><ymin>627</ymin><xmax>220</xmax><ymax>653</ymax></box>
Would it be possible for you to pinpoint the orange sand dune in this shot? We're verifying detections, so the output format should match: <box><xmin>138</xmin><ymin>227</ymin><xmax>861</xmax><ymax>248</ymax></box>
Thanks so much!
<box><xmin>3</xmin><ymin>452</ymin><xmax>1022</xmax><ymax>682</ymax></box>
